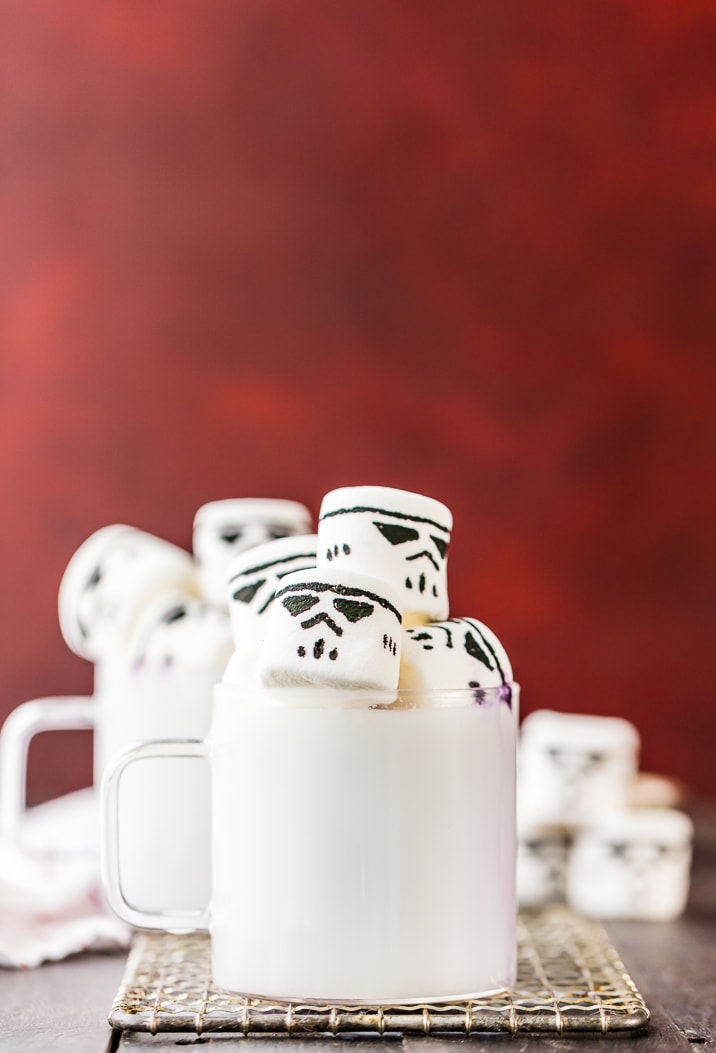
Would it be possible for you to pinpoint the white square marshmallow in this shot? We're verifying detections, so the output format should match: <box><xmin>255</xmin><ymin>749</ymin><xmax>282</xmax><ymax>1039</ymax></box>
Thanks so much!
<box><xmin>517</xmin><ymin>820</ymin><xmax>571</xmax><ymax>908</ymax></box>
<box><xmin>259</xmin><ymin>569</ymin><xmax>402</xmax><ymax>693</ymax></box>
<box><xmin>567</xmin><ymin>809</ymin><xmax>693</xmax><ymax>921</ymax></box>
<box><xmin>58</xmin><ymin>525</ymin><xmax>198</xmax><ymax>661</ymax></box>
<box><xmin>317</xmin><ymin>486</ymin><xmax>452</xmax><ymax>622</ymax></box>
<box><xmin>193</xmin><ymin>498</ymin><xmax>313</xmax><ymax>607</ymax></box>
<box><xmin>518</xmin><ymin>710</ymin><xmax>639</xmax><ymax>827</ymax></box>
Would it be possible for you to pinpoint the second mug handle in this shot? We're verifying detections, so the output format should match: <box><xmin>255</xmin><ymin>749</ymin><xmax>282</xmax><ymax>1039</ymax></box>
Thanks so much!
<box><xmin>0</xmin><ymin>696</ymin><xmax>96</xmax><ymax>845</ymax></box>
<box><xmin>100</xmin><ymin>738</ymin><xmax>211</xmax><ymax>932</ymax></box>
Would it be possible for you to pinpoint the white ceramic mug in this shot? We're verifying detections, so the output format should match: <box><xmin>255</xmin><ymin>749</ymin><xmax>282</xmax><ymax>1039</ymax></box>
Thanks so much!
<box><xmin>0</xmin><ymin>660</ymin><xmax>213</xmax><ymax>912</ymax></box>
<box><xmin>0</xmin><ymin>694</ymin><xmax>95</xmax><ymax>846</ymax></box>
<box><xmin>102</xmin><ymin>683</ymin><xmax>518</xmax><ymax>1004</ymax></box>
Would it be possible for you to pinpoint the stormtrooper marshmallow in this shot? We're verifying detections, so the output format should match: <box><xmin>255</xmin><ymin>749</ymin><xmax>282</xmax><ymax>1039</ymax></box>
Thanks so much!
<box><xmin>128</xmin><ymin>591</ymin><xmax>235</xmax><ymax>676</ymax></box>
<box><xmin>317</xmin><ymin>486</ymin><xmax>452</xmax><ymax>623</ymax></box>
<box><xmin>517</xmin><ymin>820</ymin><xmax>571</xmax><ymax>908</ymax></box>
<box><xmin>222</xmin><ymin>535</ymin><xmax>318</xmax><ymax>687</ymax></box>
<box><xmin>518</xmin><ymin>711</ymin><xmax>640</xmax><ymax>827</ymax></box>
<box><xmin>94</xmin><ymin>590</ymin><xmax>234</xmax><ymax>917</ymax></box>
<box><xmin>58</xmin><ymin>524</ymin><xmax>198</xmax><ymax>661</ymax></box>
<box><xmin>399</xmin><ymin>617</ymin><xmax>513</xmax><ymax>701</ymax></box>
<box><xmin>193</xmin><ymin>499</ymin><xmax>313</xmax><ymax>607</ymax></box>
<box><xmin>259</xmin><ymin>568</ymin><xmax>402</xmax><ymax>694</ymax></box>
<box><xmin>567</xmin><ymin>809</ymin><xmax>693</xmax><ymax>921</ymax></box>
<box><xmin>225</xmin><ymin>535</ymin><xmax>318</xmax><ymax>643</ymax></box>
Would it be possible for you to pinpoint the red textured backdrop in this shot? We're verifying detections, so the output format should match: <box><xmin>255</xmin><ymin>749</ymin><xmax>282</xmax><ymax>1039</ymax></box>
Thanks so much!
<box><xmin>1</xmin><ymin>1</ymin><xmax>715</xmax><ymax>803</ymax></box>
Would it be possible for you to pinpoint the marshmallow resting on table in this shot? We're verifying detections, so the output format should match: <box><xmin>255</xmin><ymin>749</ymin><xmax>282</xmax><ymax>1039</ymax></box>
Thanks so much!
<box><xmin>518</xmin><ymin>710</ymin><xmax>640</xmax><ymax>828</ymax></box>
<box><xmin>317</xmin><ymin>485</ymin><xmax>452</xmax><ymax>624</ymax></box>
<box><xmin>258</xmin><ymin>568</ymin><xmax>403</xmax><ymax>694</ymax></box>
<box><xmin>516</xmin><ymin>820</ymin><xmax>571</xmax><ymax>909</ymax></box>
<box><xmin>193</xmin><ymin>498</ymin><xmax>313</xmax><ymax>608</ymax></box>
<box><xmin>567</xmin><ymin>808</ymin><xmax>693</xmax><ymax>921</ymax></box>
<box><xmin>399</xmin><ymin>617</ymin><xmax>513</xmax><ymax>700</ymax></box>
<box><xmin>58</xmin><ymin>524</ymin><xmax>198</xmax><ymax>661</ymax></box>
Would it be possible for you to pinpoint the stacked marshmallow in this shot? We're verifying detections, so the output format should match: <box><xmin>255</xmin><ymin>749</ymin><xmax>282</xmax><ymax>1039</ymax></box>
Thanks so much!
<box><xmin>59</xmin><ymin>497</ymin><xmax>314</xmax><ymax>692</ymax></box>
<box><xmin>58</xmin><ymin>524</ymin><xmax>200</xmax><ymax>664</ymax></box>
<box><xmin>221</xmin><ymin>485</ymin><xmax>514</xmax><ymax>707</ymax></box>
<box><xmin>222</xmin><ymin>534</ymin><xmax>320</xmax><ymax>688</ymax></box>
<box><xmin>193</xmin><ymin>499</ymin><xmax>313</xmax><ymax>608</ymax></box>
<box><xmin>517</xmin><ymin>710</ymin><xmax>693</xmax><ymax>920</ymax></box>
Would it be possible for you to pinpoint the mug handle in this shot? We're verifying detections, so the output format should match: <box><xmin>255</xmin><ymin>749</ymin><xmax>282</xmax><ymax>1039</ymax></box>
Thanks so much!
<box><xmin>100</xmin><ymin>739</ymin><xmax>211</xmax><ymax>932</ymax></box>
<box><xmin>0</xmin><ymin>696</ymin><xmax>95</xmax><ymax>844</ymax></box>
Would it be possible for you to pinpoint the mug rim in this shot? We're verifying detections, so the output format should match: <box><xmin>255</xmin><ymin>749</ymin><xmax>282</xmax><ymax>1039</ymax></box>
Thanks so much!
<box><xmin>213</xmin><ymin>681</ymin><xmax>519</xmax><ymax>710</ymax></box>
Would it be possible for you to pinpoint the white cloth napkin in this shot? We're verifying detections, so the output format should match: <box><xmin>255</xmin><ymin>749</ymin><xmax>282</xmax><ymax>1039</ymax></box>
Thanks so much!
<box><xmin>0</xmin><ymin>788</ymin><xmax>130</xmax><ymax>968</ymax></box>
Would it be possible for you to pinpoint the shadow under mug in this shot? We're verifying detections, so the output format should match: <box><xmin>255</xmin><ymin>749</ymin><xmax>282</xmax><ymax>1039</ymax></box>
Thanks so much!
<box><xmin>102</xmin><ymin>682</ymin><xmax>519</xmax><ymax>1004</ymax></box>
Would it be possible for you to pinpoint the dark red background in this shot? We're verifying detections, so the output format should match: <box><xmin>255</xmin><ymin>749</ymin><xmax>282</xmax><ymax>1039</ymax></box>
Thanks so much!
<box><xmin>1</xmin><ymin>2</ymin><xmax>715</xmax><ymax>803</ymax></box>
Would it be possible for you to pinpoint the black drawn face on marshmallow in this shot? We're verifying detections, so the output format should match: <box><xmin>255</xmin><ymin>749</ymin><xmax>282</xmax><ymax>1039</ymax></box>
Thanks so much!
<box><xmin>542</xmin><ymin>745</ymin><xmax>607</xmax><ymax>782</ymax></box>
<box><xmin>130</xmin><ymin>595</ymin><xmax>234</xmax><ymax>672</ymax></box>
<box><xmin>517</xmin><ymin>828</ymin><xmax>571</xmax><ymax>907</ymax></box>
<box><xmin>318</xmin><ymin>492</ymin><xmax>452</xmax><ymax>620</ymax></box>
<box><xmin>73</xmin><ymin>535</ymin><xmax>141</xmax><ymax>647</ymax></box>
<box><xmin>259</xmin><ymin>574</ymin><xmax>402</xmax><ymax>691</ymax></box>
<box><xmin>58</xmin><ymin>525</ymin><xmax>197</xmax><ymax>660</ymax></box>
<box><xmin>569</xmin><ymin>813</ymin><xmax>693</xmax><ymax>919</ymax></box>
<box><xmin>193</xmin><ymin>500</ymin><xmax>313</xmax><ymax>607</ymax></box>
<box><xmin>226</xmin><ymin>536</ymin><xmax>318</xmax><ymax>635</ymax></box>
<box><xmin>519</xmin><ymin>713</ymin><xmax>640</xmax><ymax>825</ymax></box>
<box><xmin>401</xmin><ymin>618</ymin><xmax>513</xmax><ymax>697</ymax></box>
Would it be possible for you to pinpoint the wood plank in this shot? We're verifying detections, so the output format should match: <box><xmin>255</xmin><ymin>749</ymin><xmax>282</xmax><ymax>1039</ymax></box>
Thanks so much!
<box><xmin>606</xmin><ymin>808</ymin><xmax>716</xmax><ymax>1049</ymax></box>
<box><xmin>0</xmin><ymin>951</ymin><xmax>124</xmax><ymax>1053</ymax></box>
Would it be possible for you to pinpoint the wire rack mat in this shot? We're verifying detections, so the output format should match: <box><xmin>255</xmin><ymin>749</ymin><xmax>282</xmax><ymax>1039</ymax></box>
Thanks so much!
<box><xmin>109</xmin><ymin>905</ymin><xmax>650</xmax><ymax>1037</ymax></box>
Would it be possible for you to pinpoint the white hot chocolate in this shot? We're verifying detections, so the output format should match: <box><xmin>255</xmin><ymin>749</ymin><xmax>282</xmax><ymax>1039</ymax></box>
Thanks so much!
<box><xmin>209</xmin><ymin>684</ymin><xmax>517</xmax><ymax>1002</ymax></box>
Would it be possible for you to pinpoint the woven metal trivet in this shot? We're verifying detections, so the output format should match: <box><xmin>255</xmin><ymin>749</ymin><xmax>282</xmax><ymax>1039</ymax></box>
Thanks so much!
<box><xmin>108</xmin><ymin>906</ymin><xmax>649</xmax><ymax>1036</ymax></box>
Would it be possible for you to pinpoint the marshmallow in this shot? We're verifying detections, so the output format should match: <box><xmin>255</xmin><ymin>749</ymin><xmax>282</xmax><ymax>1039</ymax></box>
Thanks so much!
<box><xmin>193</xmin><ymin>499</ymin><xmax>313</xmax><ymax>607</ymax></box>
<box><xmin>259</xmin><ymin>568</ymin><xmax>403</xmax><ymax>692</ymax></box>
<box><xmin>97</xmin><ymin>594</ymin><xmax>232</xmax><ymax>915</ymax></box>
<box><xmin>517</xmin><ymin>820</ymin><xmax>571</xmax><ymax>908</ymax></box>
<box><xmin>567</xmin><ymin>809</ymin><xmax>693</xmax><ymax>921</ymax></box>
<box><xmin>518</xmin><ymin>711</ymin><xmax>640</xmax><ymax>827</ymax></box>
<box><xmin>317</xmin><ymin>486</ymin><xmax>452</xmax><ymax>621</ymax></box>
<box><xmin>399</xmin><ymin>617</ymin><xmax>513</xmax><ymax>698</ymax></box>
<box><xmin>628</xmin><ymin>772</ymin><xmax>687</xmax><ymax>810</ymax></box>
<box><xmin>222</xmin><ymin>535</ymin><xmax>318</xmax><ymax>689</ymax></box>
<box><xmin>58</xmin><ymin>525</ymin><xmax>198</xmax><ymax>661</ymax></box>
<box><xmin>128</xmin><ymin>591</ymin><xmax>234</xmax><ymax>676</ymax></box>
<box><xmin>221</xmin><ymin>648</ymin><xmax>256</xmax><ymax>688</ymax></box>
<box><xmin>225</xmin><ymin>534</ymin><xmax>318</xmax><ymax>643</ymax></box>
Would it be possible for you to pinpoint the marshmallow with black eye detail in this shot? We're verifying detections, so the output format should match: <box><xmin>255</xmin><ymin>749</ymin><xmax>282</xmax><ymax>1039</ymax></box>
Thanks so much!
<box><xmin>518</xmin><ymin>711</ymin><xmax>640</xmax><ymax>827</ymax></box>
<box><xmin>128</xmin><ymin>591</ymin><xmax>234</xmax><ymax>675</ymax></box>
<box><xmin>193</xmin><ymin>498</ymin><xmax>313</xmax><ymax>607</ymax></box>
<box><xmin>567</xmin><ymin>808</ymin><xmax>693</xmax><ymax>920</ymax></box>
<box><xmin>399</xmin><ymin>617</ymin><xmax>513</xmax><ymax>702</ymax></box>
<box><xmin>58</xmin><ymin>524</ymin><xmax>198</xmax><ymax>661</ymax></box>
<box><xmin>222</xmin><ymin>534</ymin><xmax>318</xmax><ymax>688</ymax></box>
<box><xmin>517</xmin><ymin>818</ymin><xmax>571</xmax><ymax>908</ymax></box>
<box><xmin>317</xmin><ymin>486</ymin><xmax>452</xmax><ymax>622</ymax></box>
<box><xmin>225</xmin><ymin>535</ymin><xmax>318</xmax><ymax>644</ymax></box>
<box><xmin>258</xmin><ymin>567</ymin><xmax>403</xmax><ymax>694</ymax></box>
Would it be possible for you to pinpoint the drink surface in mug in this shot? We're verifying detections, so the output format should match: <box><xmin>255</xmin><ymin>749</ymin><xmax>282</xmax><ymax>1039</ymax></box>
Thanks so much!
<box><xmin>209</xmin><ymin>684</ymin><xmax>518</xmax><ymax>1002</ymax></box>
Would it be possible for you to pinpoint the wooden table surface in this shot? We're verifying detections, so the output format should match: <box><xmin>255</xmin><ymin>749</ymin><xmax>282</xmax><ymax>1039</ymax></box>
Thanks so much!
<box><xmin>1</xmin><ymin>806</ymin><xmax>714</xmax><ymax>1053</ymax></box>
